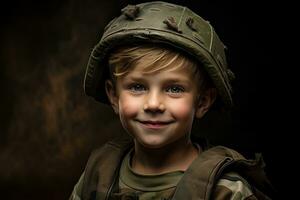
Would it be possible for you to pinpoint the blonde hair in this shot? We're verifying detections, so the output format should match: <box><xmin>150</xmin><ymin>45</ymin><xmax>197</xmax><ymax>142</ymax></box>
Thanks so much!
<box><xmin>108</xmin><ymin>44</ymin><xmax>210</xmax><ymax>92</ymax></box>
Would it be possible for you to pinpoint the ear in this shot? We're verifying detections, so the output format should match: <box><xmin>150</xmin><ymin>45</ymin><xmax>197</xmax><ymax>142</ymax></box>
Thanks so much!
<box><xmin>105</xmin><ymin>80</ymin><xmax>119</xmax><ymax>114</ymax></box>
<box><xmin>195</xmin><ymin>88</ymin><xmax>217</xmax><ymax>119</ymax></box>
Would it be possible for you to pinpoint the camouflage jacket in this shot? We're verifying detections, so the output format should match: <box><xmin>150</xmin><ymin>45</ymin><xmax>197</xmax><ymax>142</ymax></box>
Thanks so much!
<box><xmin>69</xmin><ymin>137</ymin><xmax>274</xmax><ymax>200</ymax></box>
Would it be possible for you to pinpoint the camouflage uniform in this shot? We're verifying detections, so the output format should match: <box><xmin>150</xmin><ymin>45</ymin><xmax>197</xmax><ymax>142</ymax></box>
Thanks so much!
<box><xmin>69</xmin><ymin>137</ymin><xmax>273</xmax><ymax>200</ymax></box>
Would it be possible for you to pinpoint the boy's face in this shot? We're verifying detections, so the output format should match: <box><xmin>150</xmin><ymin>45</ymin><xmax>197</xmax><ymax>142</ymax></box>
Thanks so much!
<box><xmin>106</xmin><ymin>63</ymin><xmax>215</xmax><ymax>149</ymax></box>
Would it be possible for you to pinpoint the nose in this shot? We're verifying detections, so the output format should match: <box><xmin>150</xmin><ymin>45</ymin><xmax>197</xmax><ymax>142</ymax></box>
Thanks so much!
<box><xmin>143</xmin><ymin>89</ymin><xmax>165</xmax><ymax>113</ymax></box>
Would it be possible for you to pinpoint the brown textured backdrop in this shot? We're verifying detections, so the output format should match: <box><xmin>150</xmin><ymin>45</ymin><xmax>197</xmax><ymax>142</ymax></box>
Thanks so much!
<box><xmin>0</xmin><ymin>1</ymin><xmax>127</xmax><ymax>199</ymax></box>
<box><xmin>1</xmin><ymin>0</ymin><xmax>287</xmax><ymax>199</ymax></box>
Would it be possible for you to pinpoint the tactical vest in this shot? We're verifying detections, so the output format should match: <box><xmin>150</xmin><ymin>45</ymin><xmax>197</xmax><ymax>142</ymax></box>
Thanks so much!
<box><xmin>80</xmin><ymin>137</ymin><xmax>274</xmax><ymax>200</ymax></box>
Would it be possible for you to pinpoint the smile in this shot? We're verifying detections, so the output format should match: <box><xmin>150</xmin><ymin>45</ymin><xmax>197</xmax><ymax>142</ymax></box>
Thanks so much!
<box><xmin>136</xmin><ymin>120</ymin><xmax>174</xmax><ymax>130</ymax></box>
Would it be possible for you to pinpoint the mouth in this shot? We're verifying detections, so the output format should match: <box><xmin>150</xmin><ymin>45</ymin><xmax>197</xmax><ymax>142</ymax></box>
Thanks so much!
<box><xmin>135</xmin><ymin>120</ymin><xmax>174</xmax><ymax>129</ymax></box>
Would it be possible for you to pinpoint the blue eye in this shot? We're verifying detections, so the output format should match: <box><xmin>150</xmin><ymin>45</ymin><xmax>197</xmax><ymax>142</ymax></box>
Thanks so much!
<box><xmin>166</xmin><ymin>85</ymin><xmax>185</xmax><ymax>93</ymax></box>
<box><xmin>129</xmin><ymin>84</ymin><xmax>146</xmax><ymax>92</ymax></box>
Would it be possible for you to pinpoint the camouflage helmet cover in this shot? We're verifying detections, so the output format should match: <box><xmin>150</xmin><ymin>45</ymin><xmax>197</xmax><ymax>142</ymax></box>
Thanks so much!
<box><xmin>84</xmin><ymin>1</ymin><xmax>235</xmax><ymax>108</ymax></box>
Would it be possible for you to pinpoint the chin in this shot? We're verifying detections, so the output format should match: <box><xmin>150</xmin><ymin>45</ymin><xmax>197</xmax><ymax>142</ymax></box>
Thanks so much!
<box><xmin>138</xmin><ymin>137</ymin><xmax>169</xmax><ymax>149</ymax></box>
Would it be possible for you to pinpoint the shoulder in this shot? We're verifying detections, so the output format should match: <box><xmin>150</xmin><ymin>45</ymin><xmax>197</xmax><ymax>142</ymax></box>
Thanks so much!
<box><xmin>212</xmin><ymin>172</ymin><xmax>257</xmax><ymax>200</ymax></box>
<box><xmin>74</xmin><ymin>138</ymin><xmax>133</xmax><ymax>200</ymax></box>
<box><xmin>69</xmin><ymin>172</ymin><xmax>85</xmax><ymax>200</ymax></box>
<box><xmin>86</xmin><ymin>137</ymin><xmax>133</xmax><ymax>167</ymax></box>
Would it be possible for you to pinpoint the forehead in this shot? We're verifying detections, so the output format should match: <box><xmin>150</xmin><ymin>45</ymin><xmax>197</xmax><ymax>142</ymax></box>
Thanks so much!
<box><xmin>127</xmin><ymin>62</ymin><xmax>196</xmax><ymax>82</ymax></box>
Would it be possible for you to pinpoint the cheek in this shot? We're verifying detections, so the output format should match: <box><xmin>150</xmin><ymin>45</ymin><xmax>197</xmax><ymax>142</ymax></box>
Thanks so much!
<box><xmin>119</xmin><ymin>95</ymin><xmax>140</xmax><ymax>118</ymax></box>
<box><xmin>169</xmin><ymin>98</ymin><xmax>195</xmax><ymax>120</ymax></box>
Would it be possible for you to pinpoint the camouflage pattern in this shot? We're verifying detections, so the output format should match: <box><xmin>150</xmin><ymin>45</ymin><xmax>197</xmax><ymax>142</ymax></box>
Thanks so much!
<box><xmin>212</xmin><ymin>172</ymin><xmax>257</xmax><ymax>200</ymax></box>
<box><xmin>70</xmin><ymin>172</ymin><xmax>256</xmax><ymax>200</ymax></box>
<box><xmin>115</xmin><ymin>149</ymin><xmax>256</xmax><ymax>200</ymax></box>
<box><xmin>84</xmin><ymin>1</ymin><xmax>235</xmax><ymax>108</ymax></box>
<box><xmin>69</xmin><ymin>137</ymin><xmax>273</xmax><ymax>200</ymax></box>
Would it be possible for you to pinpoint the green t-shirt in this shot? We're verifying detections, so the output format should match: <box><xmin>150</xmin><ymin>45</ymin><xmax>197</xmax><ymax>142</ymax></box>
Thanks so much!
<box><xmin>118</xmin><ymin>149</ymin><xmax>184</xmax><ymax>200</ymax></box>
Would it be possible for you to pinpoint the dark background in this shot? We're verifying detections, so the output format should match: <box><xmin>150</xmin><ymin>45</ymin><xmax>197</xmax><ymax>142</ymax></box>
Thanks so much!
<box><xmin>1</xmin><ymin>0</ymin><xmax>292</xmax><ymax>199</ymax></box>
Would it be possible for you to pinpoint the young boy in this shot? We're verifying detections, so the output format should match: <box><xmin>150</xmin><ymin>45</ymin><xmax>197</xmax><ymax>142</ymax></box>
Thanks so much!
<box><xmin>70</xmin><ymin>1</ymin><xmax>273</xmax><ymax>200</ymax></box>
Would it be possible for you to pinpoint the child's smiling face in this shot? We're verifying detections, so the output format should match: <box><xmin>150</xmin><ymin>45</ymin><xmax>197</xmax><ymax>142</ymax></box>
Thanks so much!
<box><xmin>106</xmin><ymin>60</ymin><xmax>213</xmax><ymax>149</ymax></box>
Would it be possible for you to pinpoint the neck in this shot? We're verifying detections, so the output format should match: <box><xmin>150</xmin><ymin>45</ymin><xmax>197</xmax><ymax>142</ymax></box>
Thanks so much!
<box><xmin>131</xmin><ymin>138</ymin><xmax>200</xmax><ymax>174</ymax></box>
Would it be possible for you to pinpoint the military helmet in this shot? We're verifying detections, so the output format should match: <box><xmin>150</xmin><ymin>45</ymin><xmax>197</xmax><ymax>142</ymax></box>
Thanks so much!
<box><xmin>84</xmin><ymin>1</ymin><xmax>235</xmax><ymax>108</ymax></box>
